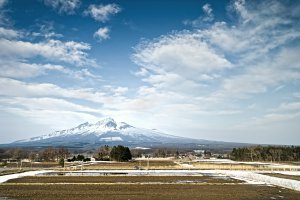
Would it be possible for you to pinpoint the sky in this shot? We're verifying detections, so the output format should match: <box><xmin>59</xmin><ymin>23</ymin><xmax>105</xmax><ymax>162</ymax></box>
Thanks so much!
<box><xmin>0</xmin><ymin>0</ymin><xmax>299</xmax><ymax>145</ymax></box>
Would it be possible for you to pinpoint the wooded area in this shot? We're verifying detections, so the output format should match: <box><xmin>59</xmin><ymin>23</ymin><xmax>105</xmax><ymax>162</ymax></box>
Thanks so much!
<box><xmin>231</xmin><ymin>146</ymin><xmax>300</xmax><ymax>162</ymax></box>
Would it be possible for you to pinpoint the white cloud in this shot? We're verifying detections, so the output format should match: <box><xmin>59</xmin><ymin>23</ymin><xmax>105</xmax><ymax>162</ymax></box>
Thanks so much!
<box><xmin>84</xmin><ymin>4</ymin><xmax>121</xmax><ymax>22</ymax></box>
<box><xmin>103</xmin><ymin>85</ymin><xmax>129</xmax><ymax>96</ymax></box>
<box><xmin>273</xmin><ymin>102</ymin><xmax>300</xmax><ymax>112</ymax></box>
<box><xmin>134</xmin><ymin>67</ymin><xmax>149</xmax><ymax>77</ymax></box>
<box><xmin>236</xmin><ymin>112</ymin><xmax>300</xmax><ymax>129</ymax></box>
<box><xmin>183</xmin><ymin>0</ymin><xmax>300</xmax><ymax>100</ymax></box>
<box><xmin>0</xmin><ymin>61</ymin><xmax>65</xmax><ymax>78</ymax></box>
<box><xmin>1</xmin><ymin>0</ymin><xmax>300</xmax><ymax>145</ymax></box>
<box><xmin>43</xmin><ymin>0</ymin><xmax>81</xmax><ymax>14</ymax></box>
<box><xmin>0</xmin><ymin>27</ymin><xmax>20</xmax><ymax>39</ymax></box>
<box><xmin>0</xmin><ymin>26</ymin><xmax>99</xmax><ymax>81</ymax></box>
<box><xmin>293</xmin><ymin>93</ymin><xmax>300</xmax><ymax>98</ymax></box>
<box><xmin>0</xmin><ymin>0</ymin><xmax>8</xmax><ymax>25</ymax></box>
<box><xmin>183</xmin><ymin>3</ymin><xmax>214</xmax><ymax>26</ymax></box>
<box><xmin>32</xmin><ymin>22</ymin><xmax>63</xmax><ymax>39</ymax></box>
<box><xmin>0</xmin><ymin>60</ymin><xmax>101</xmax><ymax>80</ymax></box>
<box><xmin>93</xmin><ymin>27</ymin><xmax>110</xmax><ymax>41</ymax></box>
<box><xmin>131</xmin><ymin>30</ymin><xmax>233</xmax><ymax>103</ymax></box>
<box><xmin>0</xmin><ymin>78</ymin><xmax>123</xmax><ymax>106</ymax></box>
<box><xmin>128</xmin><ymin>0</ymin><xmax>300</xmax><ymax>143</ymax></box>
<box><xmin>133</xmin><ymin>0</ymin><xmax>300</xmax><ymax>105</ymax></box>
<box><xmin>132</xmin><ymin>31</ymin><xmax>231</xmax><ymax>96</ymax></box>
<box><xmin>219</xmin><ymin>47</ymin><xmax>300</xmax><ymax>98</ymax></box>
<box><xmin>0</xmin><ymin>78</ymin><xmax>127</xmax><ymax>129</ymax></box>
<box><xmin>0</xmin><ymin>97</ymin><xmax>99</xmax><ymax>113</ymax></box>
<box><xmin>202</xmin><ymin>3</ymin><xmax>214</xmax><ymax>22</ymax></box>
<box><xmin>0</xmin><ymin>38</ymin><xmax>96</xmax><ymax>67</ymax></box>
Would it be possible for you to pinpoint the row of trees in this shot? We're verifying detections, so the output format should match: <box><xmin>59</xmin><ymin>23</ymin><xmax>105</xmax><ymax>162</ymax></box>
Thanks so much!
<box><xmin>0</xmin><ymin>147</ymin><xmax>70</xmax><ymax>162</ymax></box>
<box><xmin>231</xmin><ymin>146</ymin><xmax>300</xmax><ymax>162</ymax></box>
<box><xmin>67</xmin><ymin>155</ymin><xmax>91</xmax><ymax>162</ymax></box>
<box><xmin>110</xmin><ymin>145</ymin><xmax>132</xmax><ymax>162</ymax></box>
<box><xmin>94</xmin><ymin>145</ymin><xmax>132</xmax><ymax>162</ymax></box>
<box><xmin>1</xmin><ymin>145</ymin><xmax>133</xmax><ymax>163</ymax></box>
<box><xmin>130</xmin><ymin>148</ymin><xmax>180</xmax><ymax>158</ymax></box>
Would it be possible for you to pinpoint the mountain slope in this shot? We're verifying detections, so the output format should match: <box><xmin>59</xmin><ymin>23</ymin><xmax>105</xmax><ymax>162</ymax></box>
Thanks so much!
<box><xmin>10</xmin><ymin>118</ymin><xmax>205</xmax><ymax>147</ymax></box>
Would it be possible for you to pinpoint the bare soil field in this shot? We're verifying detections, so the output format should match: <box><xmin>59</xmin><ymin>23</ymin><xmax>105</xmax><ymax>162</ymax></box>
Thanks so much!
<box><xmin>5</xmin><ymin>175</ymin><xmax>243</xmax><ymax>184</ymax></box>
<box><xmin>0</xmin><ymin>183</ymin><xmax>299</xmax><ymax>200</ymax></box>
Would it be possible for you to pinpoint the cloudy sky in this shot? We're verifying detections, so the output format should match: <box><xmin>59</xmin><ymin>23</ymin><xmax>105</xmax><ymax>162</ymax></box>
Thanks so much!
<box><xmin>0</xmin><ymin>0</ymin><xmax>299</xmax><ymax>145</ymax></box>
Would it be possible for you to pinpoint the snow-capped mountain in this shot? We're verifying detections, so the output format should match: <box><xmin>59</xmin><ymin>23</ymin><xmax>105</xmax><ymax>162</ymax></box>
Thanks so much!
<box><xmin>11</xmin><ymin>118</ymin><xmax>201</xmax><ymax>147</ymax></box>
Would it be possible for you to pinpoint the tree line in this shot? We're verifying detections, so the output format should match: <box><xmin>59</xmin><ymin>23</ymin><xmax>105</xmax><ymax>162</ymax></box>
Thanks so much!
<box><xmin>231</xmin><ymin>146</ymin><xmax>300</xmax><ymax>162</ymax></box>
<box><xmin>0</xmin><ymin>147</ymin><xmax>70</xmax><ymax>162</ymax></box>
<box><xmin>1</xmin><ymin>145</ymin><xmax>133</xmax><ymax>163</ymax></box>
<box><xmin>94</xmin><ymin>145</ymin><xmax>132</xmax><ymax>162</ymax></box>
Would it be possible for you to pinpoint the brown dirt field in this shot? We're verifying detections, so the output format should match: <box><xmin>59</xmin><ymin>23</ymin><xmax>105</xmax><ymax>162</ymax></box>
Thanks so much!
<box><xmin>262</xmin><ymin>173</ymin><xmax>300</xmax><ymax>181</ymax></box>
<box><xmin>0</xmin><ymin>184</ymin><xmax>299</xmax><ymax>200</ymax></box>
<box><xmin>5</xmin><ymin>175</ymin><xmax>243</xmax><ymax>184</ymax></box>
<box><xmin>83</xmin><ymin>160</ymin><xmax>178</xmax><ymax>170</ymax></box>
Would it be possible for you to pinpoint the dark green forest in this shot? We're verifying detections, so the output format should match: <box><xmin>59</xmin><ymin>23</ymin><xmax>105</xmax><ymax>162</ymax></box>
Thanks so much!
<box><xmin>110</xmin><ymin>145</ymin><xmax>132</xmax><ymax>162</ymax></box>
<box><xmin>231</xmin><ymin>146</ymin><xmax>300</xmax><ymax>162</ymax></box>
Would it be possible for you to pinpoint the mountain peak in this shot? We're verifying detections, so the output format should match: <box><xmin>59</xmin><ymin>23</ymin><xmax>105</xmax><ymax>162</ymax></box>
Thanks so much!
<box><xmin>11</xmin><ymin>117</ymin><xmax>200</xmax><ymax>147</ymax></box>
<box><xmin>95</xmin><ymin>117</ymin><xmax>117</xmax><ymax>129</ymax></box>
<box><xmin>76</xmin><ymin>122</ymin><xmax>90</xmax><ymax>129</ymax></box>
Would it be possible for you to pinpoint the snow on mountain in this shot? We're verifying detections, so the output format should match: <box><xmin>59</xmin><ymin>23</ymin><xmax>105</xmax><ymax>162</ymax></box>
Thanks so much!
<box><xmin>13</xmin><ymin>117</ymin><xmax>193</xmax><ymax>146</ymax></box>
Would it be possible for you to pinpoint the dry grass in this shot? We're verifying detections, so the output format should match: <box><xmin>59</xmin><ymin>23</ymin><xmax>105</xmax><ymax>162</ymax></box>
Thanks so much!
<box><xmin>82</xmin><ymin>160</ymin><xmax>179</xmax><ymax>170</ymax></box>
<box><xmin>5</xmin><ymin>162</ymin><xmax>59</xmax><ymax>169</ymax></box>
<box><xmin>192</xmin><ymin>163</ymin><xmax>273</xmax><ymax>170</ymax></box>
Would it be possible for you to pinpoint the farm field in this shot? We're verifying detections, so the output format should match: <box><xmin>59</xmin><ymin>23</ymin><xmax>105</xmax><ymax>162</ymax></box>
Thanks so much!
<box><xmin>1</xmin><ymin>180</ymin><xmax>299</xmax><ymax>200</ymax></box>
<box><xmin>5</xmin><ymin>175</ymin><xmax>243</xmax><ymax>184</ymax></box>
<box><xmin>1</xmin><ymin>163</ymin><xmax>300</xmax><ymax>200</ymax></box>
<box><xmin>81</xmin><ymin>160</ymin><xmax>178</xmax><ymax>170</ymax></box>
<box><xmin>3</xmin><ymin>159</ymin><xmax>300</xmax><ymax>171</ymax></box>
<box><xmin>5</xmin><ymin>162</ymin><xmax>60</xmax><ymax>169</ymax></box>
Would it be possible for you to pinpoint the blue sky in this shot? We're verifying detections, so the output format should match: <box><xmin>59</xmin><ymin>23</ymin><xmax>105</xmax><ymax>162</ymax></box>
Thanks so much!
<box><xmin>0</xmin><ymin>0</ymin><xmax>300</xmax><ymax>145</ymax></box>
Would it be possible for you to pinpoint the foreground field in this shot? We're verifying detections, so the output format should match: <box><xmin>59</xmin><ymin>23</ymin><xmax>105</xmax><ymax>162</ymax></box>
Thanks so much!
<box><xmin>1</xmin><ymin>183</ymin><xmax>299</xmax><ymax>200</ymax></box>
<box><xmin>5</xmin><ymin>175</ymin><xmax>242</xmax><ymax>184</ymax></box>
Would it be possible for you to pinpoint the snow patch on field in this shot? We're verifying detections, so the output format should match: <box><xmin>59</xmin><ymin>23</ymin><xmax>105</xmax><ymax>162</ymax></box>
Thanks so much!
<box><xmin>219</xmin><ymin>170</ymin><xmax>300</xmax><ymax>191</ymax></box>
<box><xmin>275</xmin><ymin>171</ymin><xmax>300</xmax><ymax>176</ymax></box>
<box><xmin>0</xmin><ymin>170</ymin><xmax>53</xmax><ymax>183</ymax></box>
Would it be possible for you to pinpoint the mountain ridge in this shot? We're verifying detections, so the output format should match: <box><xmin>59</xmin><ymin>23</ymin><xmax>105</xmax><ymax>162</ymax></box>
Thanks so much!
<box><xmin>11</xmin><ymin>118</ymin><xmax>198</xmax><ymax>146</ymax></box>
<box><xmin>2</xmin><ymin>118</ymin><xmax>250</xmax><ymax>149</ymax></box>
